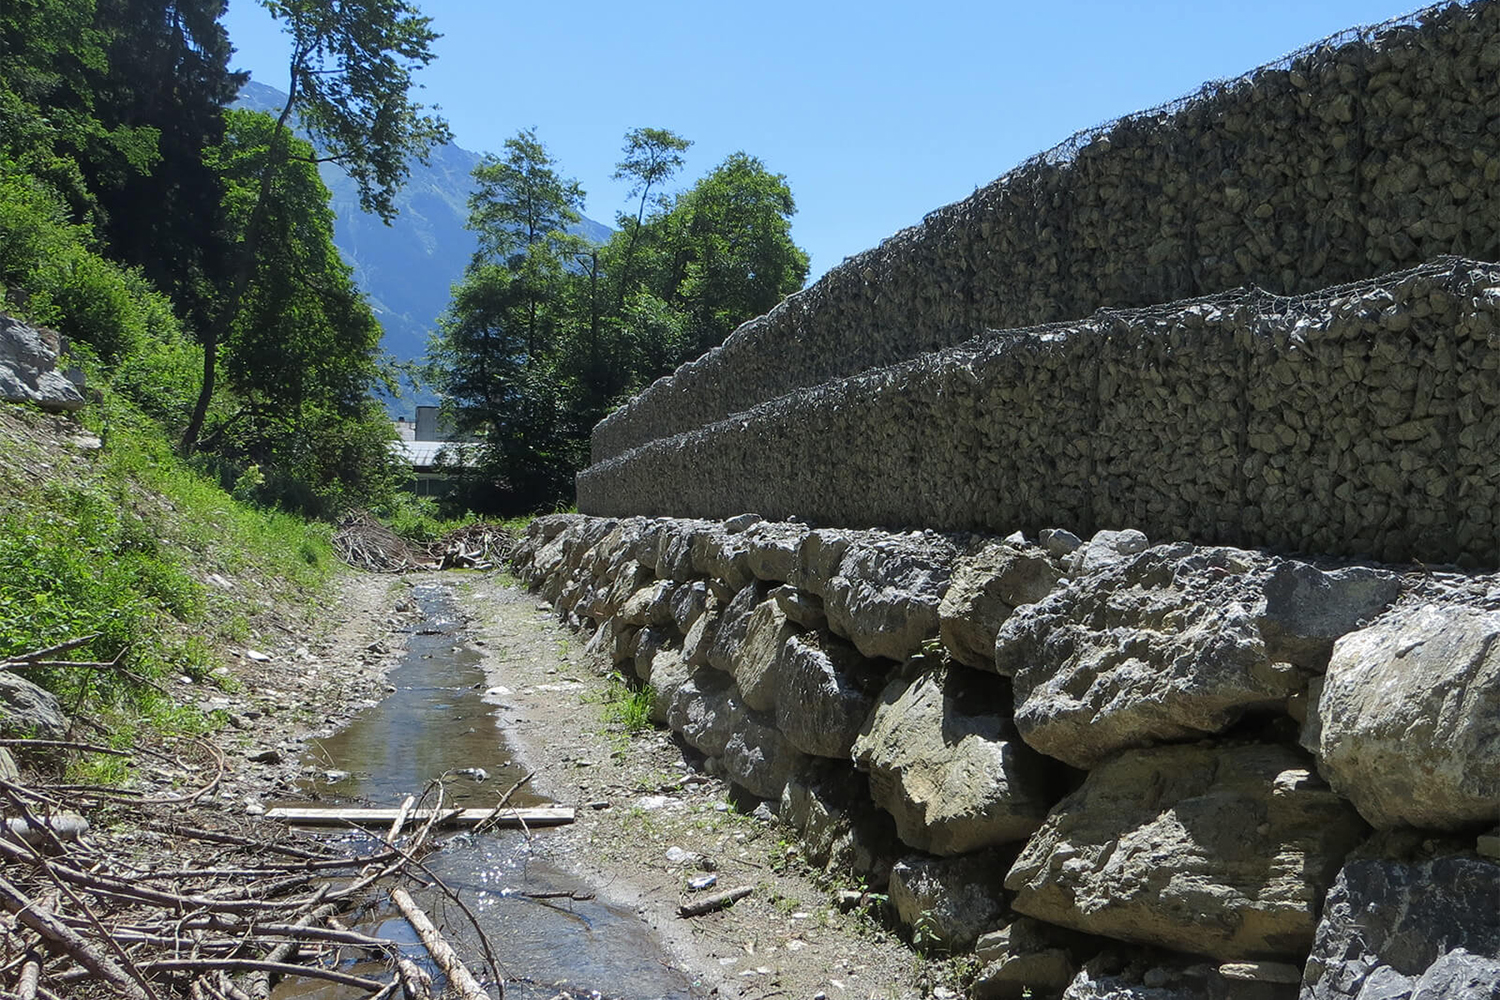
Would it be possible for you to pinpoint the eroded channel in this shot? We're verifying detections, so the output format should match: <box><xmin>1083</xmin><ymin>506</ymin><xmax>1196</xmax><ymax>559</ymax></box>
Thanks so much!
<box><xmin>273</xmin><ymin>584</ymin><xmax>693</xmax><ymax>1000</ymax></box>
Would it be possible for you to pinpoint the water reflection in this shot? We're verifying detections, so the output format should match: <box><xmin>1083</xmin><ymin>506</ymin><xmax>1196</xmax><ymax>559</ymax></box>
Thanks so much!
<box><xmin>272</xmin><ymin>585</ymin><xmax>691</xmax><ymax>1000</ymax></box>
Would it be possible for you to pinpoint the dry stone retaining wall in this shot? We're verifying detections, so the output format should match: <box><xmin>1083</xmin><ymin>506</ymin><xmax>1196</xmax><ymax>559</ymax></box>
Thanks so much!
<box><xmin>581</xmin><ymin>259</ymin><xmax>1500</xmax><ymax>567</ymax></box>
<box><xmin>513</xmin><ymin>513</ymin><xmax>1500</xmax><ymax>1000</ymax></box>
<box><xmin>591</xmin><ymin>0</ymin><xmax>1500</xmax><ymax>466</ymax></box>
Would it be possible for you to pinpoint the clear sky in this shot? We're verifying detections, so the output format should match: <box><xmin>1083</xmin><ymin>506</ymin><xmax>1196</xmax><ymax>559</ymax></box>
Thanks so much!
<box><xmin>221</xmin><ymin>0</ymin><xmax>1425</xmax><ymax>281</ymax></box>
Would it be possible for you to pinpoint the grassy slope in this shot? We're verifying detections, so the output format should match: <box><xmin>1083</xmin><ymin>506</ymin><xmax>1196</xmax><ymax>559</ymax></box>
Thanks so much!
<box><xmin>0</xmin><ymin>399</ymin><xmax>339</xmax><ymax>741</ymax></box>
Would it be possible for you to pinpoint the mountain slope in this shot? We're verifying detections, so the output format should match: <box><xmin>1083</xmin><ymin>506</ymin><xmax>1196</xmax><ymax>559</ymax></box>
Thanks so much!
<box><xmin>233</xmin><ymin>80</ymin><xmax>612</xmax><ymax>369</ymax></box>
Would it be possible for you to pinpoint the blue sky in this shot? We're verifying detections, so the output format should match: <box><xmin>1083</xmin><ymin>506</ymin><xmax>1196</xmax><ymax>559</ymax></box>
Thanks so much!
<box><xmin>221</xmin><ymin>0</ymin><xmax>1424</xmax><ymax>281</ymax></box>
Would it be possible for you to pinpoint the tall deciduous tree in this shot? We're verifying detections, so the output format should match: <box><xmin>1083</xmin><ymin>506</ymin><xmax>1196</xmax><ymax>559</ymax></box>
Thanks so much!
<box><xmin>610</xmin><ymin>127</ymin><xmax>690</xmax><ymax>312</ymax></box>
<box><xmin>202</xmin><ymin>109</ymin><xmax>399</xmax><ymax>514</ymax></box>
<box><xmin>431</xmin><ymin>128</ymin><xmax>585</xmax><ymax>511</ymax></box>
<box><xmin>180</xmin><ymin>0</ymin><xmax>449</xmax><ymax>455</ymax></box>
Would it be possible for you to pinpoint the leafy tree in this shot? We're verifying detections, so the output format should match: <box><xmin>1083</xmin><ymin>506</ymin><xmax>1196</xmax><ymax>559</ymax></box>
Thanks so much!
<box><xmin>0</xmin><ymin>0</ymin><xmax>160</xmax><ymax>220</ymax></box>
<box><xmin>430</xmin><ymin>129</ymin><xmax>585</xmax><ymax>511</ymax></box>
<box><xmin>87</xmin><ymin>0</ymin><xmax>245</xmax><ymax>331</ymax></box>
<box><xmin>199</xmin><ymin>110</ymin><xmax>401</xmax><ymax>515</ymax></box>
<box><xmin>181</xmin><ymin>0</ymin><xmax>450</xmax><ymax>454</ymax></box>
<box><xmin>655</xmin><ymin>151</ymin><xmax>808</xmax><ymax>359</ymax></box>
<box><xmin>430</xmin><ymin>132</ymin><xmax>809</xmax><ymax>515</ymax></box>
<box><xmin>610</xmin><ymin>127</ymin><xmax>690</xmax><ymax>311</ymax></box>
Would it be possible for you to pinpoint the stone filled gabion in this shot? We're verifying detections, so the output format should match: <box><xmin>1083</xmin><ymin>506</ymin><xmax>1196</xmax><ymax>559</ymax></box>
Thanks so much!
<box><xmin>581</xmin><ymin>259</ymin><xmax>1500</xmax><ymax>566</ymax></box>
<box><xmin>591</xmin><ymin>1</ymin><xmax>1500</xmax><ymax>468</ymax></box>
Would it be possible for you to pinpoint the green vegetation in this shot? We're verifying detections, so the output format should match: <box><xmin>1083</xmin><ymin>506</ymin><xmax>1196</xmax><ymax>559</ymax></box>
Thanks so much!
<box><xmin>0</xmin><ymin>402</ymin><xmax>333</xmax><ymax>729</ymax></box>
<box><xmin>0</xmin><ymin>0</ymin><xmax>442</xmax><ymax>737</ymax></box>
<box><xmin>595</xmin><ymin>672</ymin><xmax>657</xmax><ymax>734</ymax></box>
<box><xmin>428</xmin><ymin>127</ymin><xmax>810</xmax><ymax>514</ymax></box>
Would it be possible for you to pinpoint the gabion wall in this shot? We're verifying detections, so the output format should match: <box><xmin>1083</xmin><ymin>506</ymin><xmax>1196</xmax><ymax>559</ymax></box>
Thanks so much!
<box><xmin>589</xmin><ymin>0</ymin><xmax>1500</xmax><ymax>484</ymax></box>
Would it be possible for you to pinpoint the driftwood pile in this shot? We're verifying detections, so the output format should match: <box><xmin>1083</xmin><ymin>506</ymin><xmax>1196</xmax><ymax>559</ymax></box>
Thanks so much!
<box><xmin>332</xmin><ymin>513</ymin><xmax>438</xmax><ymax>574</ymax></box>
<box><xmin>332</xmin><ymin>514</ymin><xmax>516</xmax><ymax>574</ymax></box>
<box><xmin>432</xmin><ymin>524</ymin><xmax>512</xmax><ymax>572</ymax></box>
<box><xmin>0</xmin><ymin>743</ymin><xmax>503</xmax><ymax>999</ymax></box>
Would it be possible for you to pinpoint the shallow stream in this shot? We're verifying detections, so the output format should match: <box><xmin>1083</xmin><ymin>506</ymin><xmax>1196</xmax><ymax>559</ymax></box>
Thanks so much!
<box><xmin>273</xmin><ymin>584</ymin><xmax>693</xmax><ymax>1000</ymax></box>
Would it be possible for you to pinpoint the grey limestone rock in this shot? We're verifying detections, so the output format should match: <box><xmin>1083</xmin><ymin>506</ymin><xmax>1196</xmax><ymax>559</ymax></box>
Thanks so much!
<box><xmin>1061</xmin><ymin>957</ymin><xmax>1213</xmax><ymax>1000</ymax></box>
<box><xmin>888</xmin><ymin>850</ymin><xmax>1011</xmax><ymax>951</ymax></box>
<box><xmin>691</xmin><ymin>526</ymin><xmax>755</xmax><ymax>590</ymax></box>
<box><xmin>617</xmin><ymin>580</ymin><xmax>676</xmax><ymax>627</ymax></box>
<box><xmin>668</xmin><ymin>580</ymin><xmax>709</xmax><ymax>632</ymax></box>
<box><xmin>743</xmin><ymin>520</ymin><xmax>810</xmax><ymax>582</ymax></box>
<box><xmin>632</xmin><ymin>626</ymin><xmax>675</xmax><ymax>682</ymax></box>
<box><xmin>1258</xmin><ymin>562</ymin><xmax>1401</xmax><ymax>667</ymax></box>
<box><xmin>779</xmin><ymin>760</ymin><xmax>897</xmax><ymax>883</ymax></box>
<box><xmin>705</xmin><ymin>580</ymin><xmax>772</xmax><ymax>674</ymax></box>
<box><xmin>1305</xmin><ymin>604</ymin><xmax>1500</xmax><ymax>830</ymax></box>
<box><xmin>973</xmin><ymin>918</ymin><xmax>1084</xmax><ymax>1000</ymax></box>
<box><xmin>998</xmin><ymin>544</ymin><xmax>1397</xmax><ymax>769</ymax></box>
<box><xmin>644</xmin><ymin>649</ymin><xmax>692</xmax><ymax>726</ymax></box>
<box><xmin>0</xmin><ymin>672</ymin><xmax>69</xmax><ymax>739</ymax></box>
<box><xmin>720</xmin><ymin>711</ymin><xmax>808</xmax><ymax>800</ymax></box>
<box><xmin>1041</xmin><ymin>528</ymin><xmax>1084</xmax><ymax>557</ymax></box>
<box><xmin>666</xmin><ymin>667</ymin><xmax>744</xmax><ymax>757</ymax></box>
<box><xmin>939</xmin><ymin>542</ymin><xmax>1062</xmax><ymax>669</ymax></box>
<box><xmin>852</xmin><ymin>663</ymin><xmax>1057</xmax><ymax>856</ymax></box>
<box><xmin>1006</xmin><ymin>743</ymin><xmax>1368</xmax><ymax>961</ymax></box>
<box><xmin>0</xmin><ymin>315</ymin><xmax>85</xmax><ymax>412</ymax></box>
<box><xmin>823</xmin><ymin>533</ymin><xmax>956</xmax><ymax>662</ymax></box>
<box><xmin>731</xmin><ymin>600</ymin><xmax>802</xmax><ymax>712</ymax></box>
<box><xmin>681</xmin><ymin>597</ymin><xmax>720</xmax><ymax>667</ymax></box>
<box><xmin>774</xmin><ymin>631</ymin><xmax>884</xmax><ymax>758</ymax></box>
<box><xmin>1300</xmin><ymin>843</ymin><xmax>1500</xmax><ymax>1000</ymax></box>
<box><xmin>770</xmin><ymin>584</ymin><xmax>826</xmax><ymax>629</ymax></box>
<box><xmin>1066</xmin><ymin>529</ymin><xmax>1149</xmax><ymax>576</ymax></box>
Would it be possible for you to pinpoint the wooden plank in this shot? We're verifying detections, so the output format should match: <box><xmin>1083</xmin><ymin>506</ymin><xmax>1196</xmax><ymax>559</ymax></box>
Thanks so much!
<box><xmin>263</xmin><ymin>806</ymin><xmax>573</xmax><ymax>827</ymax></box>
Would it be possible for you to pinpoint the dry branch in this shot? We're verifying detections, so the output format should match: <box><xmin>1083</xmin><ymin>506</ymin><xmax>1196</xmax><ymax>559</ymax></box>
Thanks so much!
<box><xmin>390</xmin><ymin>888</ymin><xmax>491</xmax><ymax>1000</ymax></box>
<box><xmin>677</xmin><ymin>885</ymin><xmax>754</xmax><ymax>918</ymax></box>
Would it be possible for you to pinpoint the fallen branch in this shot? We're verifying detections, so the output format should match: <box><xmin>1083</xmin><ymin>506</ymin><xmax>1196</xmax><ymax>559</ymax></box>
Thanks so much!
<box><xmin>390</xmin><ymin>888</ymin><xmax>491</xmax><ymax>1000</ymax></box>
<box><xmin>0</xmin><ymin>875</ymin><xmax>151</xmax><ymax>1000</ymax></box>
<box><xmin>677</xmin><ymin>885</ymin><xmax>754</xmax><ymax>918</ymax></box>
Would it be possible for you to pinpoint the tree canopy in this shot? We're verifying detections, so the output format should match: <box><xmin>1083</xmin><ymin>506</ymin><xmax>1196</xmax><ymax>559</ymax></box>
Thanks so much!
<box><xmin>429</xmin><ymin>129</ymin><xmax>808</xmax><ymax>514</ymax></box>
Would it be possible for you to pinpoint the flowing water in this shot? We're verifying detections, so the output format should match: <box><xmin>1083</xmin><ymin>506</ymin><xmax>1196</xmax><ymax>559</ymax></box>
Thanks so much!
<box><xmin>273</xmin><ymin>584</ymin><xmax>693</xmax><ymax>1000</ymax></box>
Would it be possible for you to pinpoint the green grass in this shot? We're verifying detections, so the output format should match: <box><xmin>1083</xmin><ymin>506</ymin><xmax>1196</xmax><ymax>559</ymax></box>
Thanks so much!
<box><xmin>598</xmin><ymin>673</ymin><xmax>656</xmax><ymax>733</ymax></box>
<box><xmin>0</xmin><ymin>402</ymin><xmax>334</xmax><ymax>734</ymax></box>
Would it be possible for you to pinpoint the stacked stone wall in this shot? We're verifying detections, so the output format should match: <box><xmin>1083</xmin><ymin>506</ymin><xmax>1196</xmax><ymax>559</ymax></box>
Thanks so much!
<box><xmin>589</xmin><ymin>0</ymin><xmax>1500</xmax><ymax>477</ymax></box>
<box><xmin>512</xmin><ymin>513</ymin><xmax>1500</xmax><ymax>999</ymax></box>
<box><xmin>581</xmin><ymin>259</ymin><xmax>1500</xmax><ymax>567</ymax></box>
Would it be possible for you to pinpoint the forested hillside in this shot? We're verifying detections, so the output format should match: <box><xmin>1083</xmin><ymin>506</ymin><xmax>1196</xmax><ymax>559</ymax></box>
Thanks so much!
<box><xmin>1</xmin><ymin>0</ymin><xmax>810</xmax><ymax>521</ymax></box>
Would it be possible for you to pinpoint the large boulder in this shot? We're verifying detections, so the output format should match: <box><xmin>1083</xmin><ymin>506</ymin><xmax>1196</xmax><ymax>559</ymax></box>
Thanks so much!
<box><xmin>1304</xmin><ymin>605</ymin><xmax>1500</xmax><ymax>830</ymax></box>
<box><xmin>1006</xmin><ymin>743</ymin><xmax>1368</xmax><ymax>961</ymax></box>
<box><xmin>822</xmin><ymin>533</ymin><xmax>957</xmax><ymax>662</ymax></box>
<box><xmin>0</xmin><ymin>672</ymin><xmax>69</xmax><ymax>739</ymax></box>
<box><xmin>730</xmin><ymin>600</ymin><xmax>802</xmax><ymax>712</ymax></box>
<box><xmin>888</xmin><ymin>850</ymin><xmax>1011</xmax><ymax>951</ymax></box>
<box><xmin>690</xmin><ymin>526</ymin><xmax>755</xmax><ymax>590</ymax></box>
<box><xmin>0</xmin><ymin>315</ymin><xmax>85</xmax><ymax>412</ymax></box>
<box><xmin>938</xmin><ymin>542</ymin><xmax>1062</xmax><ymax>669</ymax></box>
<box><xmin>705</xmin><ymin>580</ymin><xmax>772</xmax><ymax>673</ymax></box>
<box><xmin>774</xmin><ymin>632</ymin><xmax>884</xmax><ymax>758</ymax></box>
<box><xmin>852</xmin><ymin>663</ymin><xmax>1058</xmax><ymax>856</ymax></box>
<box><xmin>743</xmin><ymin>520</ymin><xmax>810</xmax><ymax>583</ymax></box>
<box><xmin>997</xmin><ymin>544</ymin><xmax>1398</xmax><ymax>769</ymax></box>
<box><xmin>721</xmin><ymin>712</ymin><xmax>808</xmax><ymax>800</ymax></box>
<box><xmin>1065</xmin><ymin>528</ymin><xmax>1150</xmax><ymax>576</ymax></box>
<box><xmin>779</xmin><ymin>761</ymin><xmax>898</xmax><ymax>883</ymax></box>
<box><xmin>666</xmin><ymin>668</ymin><xmax>744</xmax><ymax>757</ymax></box>
<box><xmin>642</xmin><ymin>648</ymin><xmax>692</xmax><ymax>726</ymax></box>
<box><xmin>1301</xmin><ymin>841</ymin><xmax>1500</xmax><ymax>1000</ymax></box>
